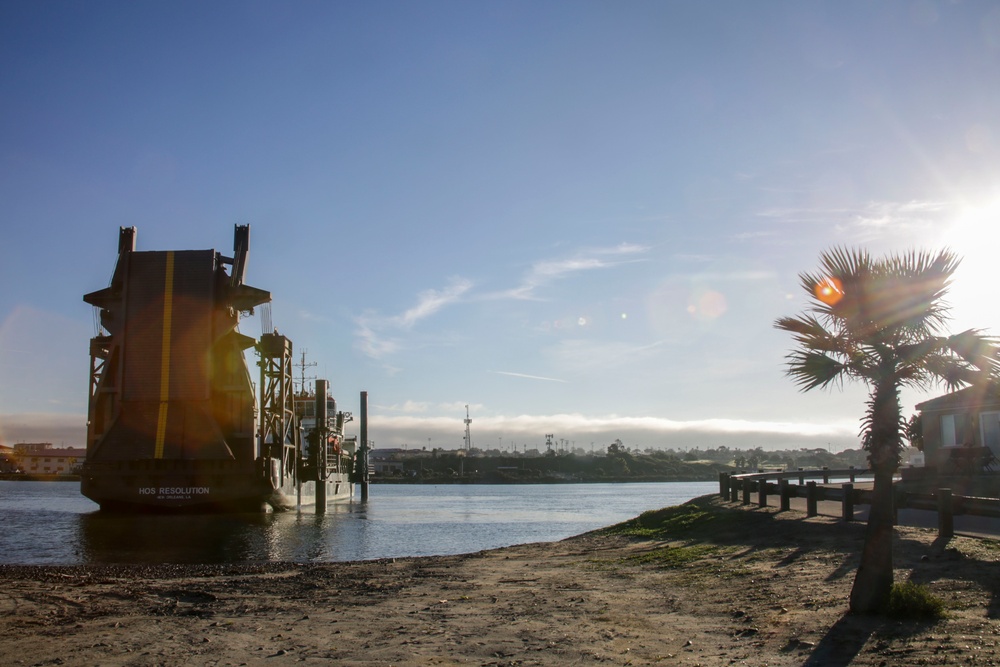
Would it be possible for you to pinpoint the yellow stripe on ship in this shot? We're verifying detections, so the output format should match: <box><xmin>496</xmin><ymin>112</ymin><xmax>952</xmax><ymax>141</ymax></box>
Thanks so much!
<box><xmin>154</xmin><ymin>251</ymin><xmax>175</xmax><ymax>459</ymax></box>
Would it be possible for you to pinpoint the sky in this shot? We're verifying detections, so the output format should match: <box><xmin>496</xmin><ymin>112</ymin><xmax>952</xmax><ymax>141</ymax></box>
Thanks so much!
<box><xmin>3</xmin><ymin>0</ymin><xmax>1000</xmax><ymax>454</ymax></box>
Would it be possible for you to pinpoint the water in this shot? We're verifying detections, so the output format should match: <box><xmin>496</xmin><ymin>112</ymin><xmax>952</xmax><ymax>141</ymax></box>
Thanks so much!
<box><xmin>0</xmin><ymin>480</ymin><xmax>716</xmax><ymax>565</ymax></box>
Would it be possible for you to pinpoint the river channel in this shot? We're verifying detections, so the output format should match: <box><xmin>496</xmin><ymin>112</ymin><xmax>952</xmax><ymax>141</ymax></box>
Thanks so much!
<box><xmin>0</xmin><ymin>480</ymin><xmax>716</xmax><ymax>565</ymax></box>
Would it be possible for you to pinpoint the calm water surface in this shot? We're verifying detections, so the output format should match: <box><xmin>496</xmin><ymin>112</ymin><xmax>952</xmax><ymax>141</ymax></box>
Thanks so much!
<box><xmin>0</xmin><ymin>481</ymin><xmax>715</xmax><ymax>565</ymax></box>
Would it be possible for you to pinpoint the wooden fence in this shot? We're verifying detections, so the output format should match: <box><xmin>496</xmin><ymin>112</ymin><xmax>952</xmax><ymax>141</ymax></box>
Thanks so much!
<box><xmin>719</xmin><ymin>469</ymin><xmax>1000</xmax><ymax>539</ymax></box>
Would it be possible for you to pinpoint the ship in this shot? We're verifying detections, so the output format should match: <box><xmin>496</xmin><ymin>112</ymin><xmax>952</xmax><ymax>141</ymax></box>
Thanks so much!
<box><xmin>80</xmin><ymin>225</ymin><xmax>368</xmax><ymax>512</ymax></box>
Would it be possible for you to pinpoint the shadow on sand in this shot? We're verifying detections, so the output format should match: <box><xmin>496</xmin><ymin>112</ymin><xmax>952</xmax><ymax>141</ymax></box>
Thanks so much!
<box><xmin>623</xmin><ymin>495</ymin><xmax>1000</xmax><ymax>666</ymax></box>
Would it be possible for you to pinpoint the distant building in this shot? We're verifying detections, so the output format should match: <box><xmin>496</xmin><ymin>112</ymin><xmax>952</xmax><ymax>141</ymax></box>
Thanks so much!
<box><xmin>0</xmin><ymin>445</ymin><xmax>17</xmax><ymax>473</ymax></box>
<box><xmin>12</xmin><ymin>443</ymin><xmax>86</xmax><ymax>475</ymax></box>
<box><xmin>905</xmin><ymin>385</ymin><xmax>1000</xmax><ymax>495</ymax></box>
<box><xmin>13</xmin><ymin>442</ymin><xmax>54</xmax><ymax>455</ymax></box>
<box><xmin>369</xmin><ymin>448</ymin><xmax>407</xmax><ymax>475</ymax></box>
<box><xmin>915</xmin><ymin>385</ymin><xmax>1000</xmax><ymax>467</ymax></box>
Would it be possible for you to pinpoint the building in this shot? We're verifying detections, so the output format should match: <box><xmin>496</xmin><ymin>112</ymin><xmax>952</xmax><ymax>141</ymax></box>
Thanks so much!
<box><xmin>915</xmin><ymin>385</ymin><xmax>1000</xmax><ymax>462</ymax></box>
<box><xmin>907</xmin><ymin>384</ymin><xmax>1000</xmax><ymax>494</ymax></box>
<box><xmin>0</xmin><ymin>445</ymin><xmax>17</xmax><ymax>473</ymax></box>
<box><xmin>12</xmin><ymin>443</ymin><xmax>86</xmax><ymax>476</ymax></box>
<box><xmin>369</xmin><ymin>448</ymin><xmax>407</xmax><ymax>476</ymax></box>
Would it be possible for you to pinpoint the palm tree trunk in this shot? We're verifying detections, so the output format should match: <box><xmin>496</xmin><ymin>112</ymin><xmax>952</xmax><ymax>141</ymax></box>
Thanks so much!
<box><xmin>850</xmin><ymin>373</ymin><xmax>901</xmax><ymax>613</ymax></box>
<box><xmin>849</xmin><ymin>465</ymin><xmax>896</xmax><ymax>613</ymax></box>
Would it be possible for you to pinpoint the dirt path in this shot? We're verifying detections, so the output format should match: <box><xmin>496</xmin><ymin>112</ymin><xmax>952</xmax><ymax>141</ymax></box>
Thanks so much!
<box><xmin>2</xmin><ymin>495</ymin><xmax>1000</xmax><ymax>666</ymax></box>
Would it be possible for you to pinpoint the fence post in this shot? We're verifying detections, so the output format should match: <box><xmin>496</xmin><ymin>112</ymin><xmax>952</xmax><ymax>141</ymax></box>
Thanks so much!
<box><xmin>938</xmin><ymin>488</ymin><xmax>954</xmax><ymax>540</ymax></box>
<box><xmin>893</xmin><ymin>486</ymin><xmax>901</xmax><ymax>525</ymax></box>
<box><xmin>798</xmin><ymin>467</ymin><xmax>804</xmax><ymax>485</ymax></box>
<box><xmin>822</xmin><ymin>466</ymin><xmax>829</xmax><ymax>484</ymax></box>
<box><xmin>842</xmin><ymin>483</ymin><xmax>854</xmax><ymax>521</ymax></box>
<box><xmin>849</xmin><ymin>466</ymin><xmax>856</xmax><ymax>483</ymax></box>
<box><xmin>730</xmin><ymin>478</ymin><xmax>739</xmax><ymax>503</ymax></box>
<box><xmin>757</xmin><ymin>479</ymin><xmax>767</xmax><ymax>507</ymax></box>
<box><xmin>742</xmin><ymin>480</ymin><xmax>751</xmax><ymax>505</ymax></box>
<box><xmin>719</xmin><ymin>472</ymin><xmax>729</xmax><ymax>498</ymax></box>
<box><xmin>806</xmin><ymin>481</ymin><xmax>818</xmax><ymax>517</ymax></box>
<box><xmin>779</xmin><ymin>479</ymin><xmax>790</xmax><ymax>511</ymax></box>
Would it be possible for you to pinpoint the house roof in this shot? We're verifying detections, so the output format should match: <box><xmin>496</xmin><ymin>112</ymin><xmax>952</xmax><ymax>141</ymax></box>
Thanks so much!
<box><xmin>915</xmin><ymin>384</ymin><xmax>1000</xmax><ymax>412</ymax></box>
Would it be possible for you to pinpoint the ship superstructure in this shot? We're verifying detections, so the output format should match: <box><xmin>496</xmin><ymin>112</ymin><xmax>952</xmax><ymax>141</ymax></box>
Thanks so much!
<box><xmin>81</xmin><ymin>225</ymin><xmax>364</xmax><ymax>511</ymax></box>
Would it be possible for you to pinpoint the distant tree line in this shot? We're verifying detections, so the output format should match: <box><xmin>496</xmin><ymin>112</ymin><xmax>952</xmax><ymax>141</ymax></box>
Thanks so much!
<box><xmin>371</xmin><ymin>440</ymin><xmax>872</xmax><ymax>484</ymax></box>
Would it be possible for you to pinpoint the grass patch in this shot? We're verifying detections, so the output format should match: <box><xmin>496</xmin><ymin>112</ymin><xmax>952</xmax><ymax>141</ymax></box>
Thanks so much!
<box><xmin>628</xmin><ymin>544</ymin><xmax>721</xmax><ymax>568</ymax></box>
<box><xmin>885</xmin><ymin>581</ymin><xmax>945</xmax><ymax>620</ymax></box>
<box><xmin>604</xmin><ymin>500</ymin><xmax>739</xmax><ymax>540</ymax></box>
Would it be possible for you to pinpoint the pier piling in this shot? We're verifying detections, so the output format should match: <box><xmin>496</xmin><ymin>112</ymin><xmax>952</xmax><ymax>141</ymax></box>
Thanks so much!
<box><xmin>360</xmin><ymin>391</ymin><xmax>369</xmax><ymax>502</ymax></box>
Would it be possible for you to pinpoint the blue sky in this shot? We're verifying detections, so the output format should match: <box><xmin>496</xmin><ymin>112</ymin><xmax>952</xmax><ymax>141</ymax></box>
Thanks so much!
<box><xmin>3</xmin><ymin>1</ymin><xmax>1000</xmax><ymax>452</ymax></box>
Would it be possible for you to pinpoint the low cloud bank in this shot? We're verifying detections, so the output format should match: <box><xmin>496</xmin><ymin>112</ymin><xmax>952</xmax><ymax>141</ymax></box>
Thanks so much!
<box><xmin>368</xmin><ymin>413</ymin><xmax>860</xmax><ymax>452</ymax></box>
<box><xmin>0</xmin><ymin>413</ymin><xmax>87</xmax><ymax>447</ymax></box>
<box><xmin>0</xmin><ymin>412</ymin><xmax>861</xmax><ymax>453</ymax></box>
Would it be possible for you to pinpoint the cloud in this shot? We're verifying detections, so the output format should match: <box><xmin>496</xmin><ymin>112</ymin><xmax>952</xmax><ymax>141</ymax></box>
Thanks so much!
<box><xmin>0</xmin><ymin>413</ymin><xmax>86</xmax><ymax>447</ymax></box>
<box><xmin>685</xmin><ymin>270</ymin><xmax>776</xmax><ymax>282</ymax></box>
<box><xmin>849</xmin><ymin>200</ymin><xmax>948</xmax><ymax>236</ymax></box>
<box><xmin>756</xmin><ymin>200</ymin><xmax>952</xmax><ymax>241</ymax></box>
<box><xmin>492</xmin><ymin>242</ymin><xmax>651</xmax><ymax>301</ymax></box>
<box><xmin>364</xmin><ymin>411</ymin><xmax>860</xmax><ymax>451</ymax></box>
<box><xmin>354</xmin><ymin>276</ymin><xmax>472</xmax><ymax>361</ymax></box>
<box><xmin>377</xmin><ymin>400</ymin><xmax>486</xmax><ymax>415</ymax></box>
<box><xmin>546</xmin><ymin>339</ymin><xmax>664</xmax><ymax>374</ymax></box>
<box><xmin>3</xmin><ymin>409</ymin><xmax>861</xmax><ymax>455</ymax></box>
<box><xmin>390</xmin><ymin>277</ymin><xmax>473</xmax><ymax>329</ymax></box>
<box><xmin>353</xmin><ymin>242</ymin><xmax>649</xmax><ymax>361</ymax></box>
<box><xmin>492</xmin><ymin>370</ymin><xmax>567</xmax><ymax>383</ymax></box>
<box><xmin>353</xmin><ymin>313</ymin><xmax>402</xmax><ymax>360</ymax></box>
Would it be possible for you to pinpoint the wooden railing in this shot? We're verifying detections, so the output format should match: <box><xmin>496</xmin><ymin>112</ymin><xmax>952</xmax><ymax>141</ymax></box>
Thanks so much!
<box><xmin>719</xmin><ymin>470</ymin><xmax>1000</xmax><ymax>539</ymax></box>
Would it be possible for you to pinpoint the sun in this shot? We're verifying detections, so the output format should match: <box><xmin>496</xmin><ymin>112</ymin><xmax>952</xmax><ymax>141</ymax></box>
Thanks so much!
<box><xmin>937</xmin><ymin>197</ymin><xmax>1000</xmax><ymax>334</ymax></box>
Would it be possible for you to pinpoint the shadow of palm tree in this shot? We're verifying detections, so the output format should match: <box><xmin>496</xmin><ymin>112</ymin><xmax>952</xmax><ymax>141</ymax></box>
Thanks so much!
<box><xmin>800</xmin><ymin>613</ymin><xmax>876</xmax><ymax>667</ymax></box>
<box><xmin>614</xmin><ymin>495</ymin><xmax>1000</xmax><ymax>656</ymax></box>
<box><xmin>906</xmin><ymin>533</ymin><xmax>1000</xmax><ymax>618</ymax></box>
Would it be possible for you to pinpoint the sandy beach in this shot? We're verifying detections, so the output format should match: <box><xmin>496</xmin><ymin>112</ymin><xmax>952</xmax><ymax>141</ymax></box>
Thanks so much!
<box><xmin>2</xmin><ymin>494</ymin><xmax>1000</xmax><ymax>666</ymax></box>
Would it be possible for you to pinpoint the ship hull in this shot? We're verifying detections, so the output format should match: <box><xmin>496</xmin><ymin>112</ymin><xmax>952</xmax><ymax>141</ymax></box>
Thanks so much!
<box><xmin>82</xmin><ymin>460</ymin><xmax>353</xmax><ymax>513</ymax></box>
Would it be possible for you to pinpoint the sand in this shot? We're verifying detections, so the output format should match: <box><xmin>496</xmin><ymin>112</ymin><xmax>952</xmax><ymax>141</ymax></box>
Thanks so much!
<box><xmin>2</xmin><ymin>494</ymin><xmax>1000</xmax><ymax>666</ymax></box>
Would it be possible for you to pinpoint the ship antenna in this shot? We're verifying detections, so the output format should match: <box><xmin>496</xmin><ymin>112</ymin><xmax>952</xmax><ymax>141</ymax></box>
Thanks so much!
<box><xmin>296</xmin><ymin>349</ymin><xmax>317</xmax><ymax>394</ymax></box>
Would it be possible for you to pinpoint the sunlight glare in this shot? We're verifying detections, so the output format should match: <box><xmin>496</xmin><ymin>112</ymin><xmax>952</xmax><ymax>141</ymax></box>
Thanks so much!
<box><xmin>938</xmin><ymin>197</ymin><xmax>1000</xmax><ymax>335</ymax></box>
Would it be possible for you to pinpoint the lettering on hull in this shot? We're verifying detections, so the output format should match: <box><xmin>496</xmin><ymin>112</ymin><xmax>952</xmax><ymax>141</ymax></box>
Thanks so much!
<box><xmin>137</xmin><ymin>487</ymin><xmax>211</xmax><ymax>501</ymax></box>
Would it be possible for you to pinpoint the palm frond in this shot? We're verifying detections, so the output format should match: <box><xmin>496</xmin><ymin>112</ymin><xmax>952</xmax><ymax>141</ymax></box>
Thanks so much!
<box><xmin>783</xmin><ymin>350</ymin><xmax>848</xmax><ymax>391</ymax></box>
<box><xmin>946</xmin><ymin>329</ymin><xmax>1000</xmax><ymax>375</ymax></box>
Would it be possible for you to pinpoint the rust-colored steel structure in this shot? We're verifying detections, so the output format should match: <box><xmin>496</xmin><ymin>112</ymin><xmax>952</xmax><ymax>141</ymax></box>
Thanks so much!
<box><xmin>81</xmin><ymin>225</ymin><xmax>360</xmax><ymax>512</ymax></box>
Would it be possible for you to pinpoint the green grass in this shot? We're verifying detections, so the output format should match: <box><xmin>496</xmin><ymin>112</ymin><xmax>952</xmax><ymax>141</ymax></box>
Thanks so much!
<box><xmin>885</xmin><ymin>581</ymin><xmax>946</xmax><ymax>619</ymax></box>
<box><xmin>603</xmin><ymin>500</ymin><xmax>740</xmax><ymax>540</ymax></box>
<box><xmin>627</xmin><ymin>543</ymin><xmax>721</xmax><ymax>568</ymax></box>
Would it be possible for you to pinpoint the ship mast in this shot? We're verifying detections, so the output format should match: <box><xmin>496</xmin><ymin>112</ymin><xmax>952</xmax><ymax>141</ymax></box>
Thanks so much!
<box><xmin>295</xmin><ymin>349</ymin><xmax>317</xmax><ymax>395</ymax></box>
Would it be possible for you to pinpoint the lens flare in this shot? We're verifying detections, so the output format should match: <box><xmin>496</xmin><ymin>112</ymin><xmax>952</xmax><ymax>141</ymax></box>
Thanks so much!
<box><xmin>687</xmin><ymin>289</ymin><xmax>727</xmax><ymax>321</ymax></box>
<box><xmin>814</xmin><ymin>277</ymin><xmax>844</xmax><ymax>306</ymax></box>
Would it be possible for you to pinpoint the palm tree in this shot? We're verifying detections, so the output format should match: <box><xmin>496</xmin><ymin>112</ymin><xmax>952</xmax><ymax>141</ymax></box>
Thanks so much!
<box><xmin>775</xmin><ymin>248</ymin><xmax>998</xmax><ymax>613</ymax></box>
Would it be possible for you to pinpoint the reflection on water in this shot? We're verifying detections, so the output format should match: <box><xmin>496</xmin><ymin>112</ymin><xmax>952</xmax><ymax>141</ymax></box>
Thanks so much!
<box><xmin>79</xmin><ymin>512</ymin><xmax>272</xmax><ymax>563</ymax></box>
<box><xmin>1</xmin><ymin>480</ymin><xmax>716</xmax><ymax>565</ymax></box>
<box><xmin>77</xmin><ymin>500</ymin><xmax>377</xmax><ymax>563</ymax></box>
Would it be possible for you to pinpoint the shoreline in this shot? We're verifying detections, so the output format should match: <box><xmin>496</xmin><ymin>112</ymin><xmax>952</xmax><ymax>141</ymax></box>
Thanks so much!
<box><xmin>3</xmin><ymin>495</ymin><xmax>1000</xmax><ymax>665</ymax></box>
<box><xmin>0</xmin><ymin>474</ymin><xmax>719</xmax><ymax>484</ymax></box>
